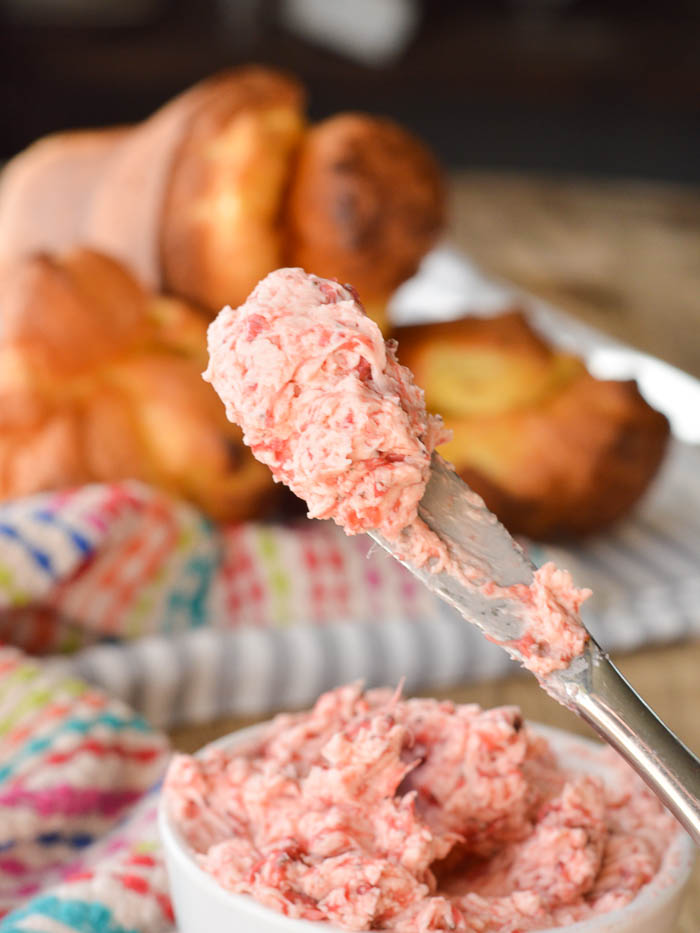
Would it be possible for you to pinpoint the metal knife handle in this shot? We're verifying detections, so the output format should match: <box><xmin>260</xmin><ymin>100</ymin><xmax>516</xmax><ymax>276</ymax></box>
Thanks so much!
<box><xmin>565</xmin><ymin>646</ymin><xmax>700</xmax><ymax>845</ymax></box>
<box><xmin>377</xmin><ymin>457</ymin><xmax>700</xmax><ymax>841</ymax></box>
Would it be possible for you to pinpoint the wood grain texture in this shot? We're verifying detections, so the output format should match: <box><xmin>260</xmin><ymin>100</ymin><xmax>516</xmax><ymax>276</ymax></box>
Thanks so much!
<box><xmin>168</xmin><ymin>173</ymin><xmax>700</xmax><ymax>930</ymax></box>
<box><xmin>448</xmin><ymin>172</ymin><xmax>700</xmax><ymax>380</ymax></box>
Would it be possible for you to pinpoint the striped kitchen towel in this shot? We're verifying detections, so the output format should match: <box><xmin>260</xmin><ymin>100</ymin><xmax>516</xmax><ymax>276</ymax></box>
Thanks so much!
<box><xmin>0</xmin><ymin>437</ymin><xmax>698</xmax><ymax>728</ymax></box>
<box><xmin>0</xmin><ymin>645</ymin><xmax>171</xmax><ymax>929</ymax></box>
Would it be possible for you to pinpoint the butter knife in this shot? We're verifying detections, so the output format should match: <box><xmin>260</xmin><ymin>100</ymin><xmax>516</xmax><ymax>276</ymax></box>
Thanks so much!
<box><xmin>369</xmin><ymin>454</ymin><xmax>700</xmax><ymax>845</ymax></box>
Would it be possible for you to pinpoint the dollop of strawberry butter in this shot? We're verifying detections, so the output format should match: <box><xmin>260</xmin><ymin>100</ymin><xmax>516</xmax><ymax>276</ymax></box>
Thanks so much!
<box><xmin>167</xmin><ymin>685</ymin><xmax>677</xmax><ymax>932</ymax></box>
<box><xmin>204</xmin><ymin>268</ymin><xmax>449</xmax><ymax>547</ymax></box>
<box><xmin>204</xmin><ymin>269</ymin><xmax>590</xmax><ymax>676</ymax></box>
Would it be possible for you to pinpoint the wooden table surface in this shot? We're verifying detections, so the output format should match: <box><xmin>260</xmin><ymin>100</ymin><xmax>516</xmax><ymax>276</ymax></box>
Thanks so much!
<box><xmin>169</xmin><ymin>173</ymin><xmax>700</xmax><ymax>931</ymax></box>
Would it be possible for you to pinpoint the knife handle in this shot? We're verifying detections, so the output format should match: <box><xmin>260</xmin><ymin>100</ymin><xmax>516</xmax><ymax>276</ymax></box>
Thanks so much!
<box><xmin>571</xmin><ymin>646</ymin><xmax>700</xmax><ymax>845</ymax></box>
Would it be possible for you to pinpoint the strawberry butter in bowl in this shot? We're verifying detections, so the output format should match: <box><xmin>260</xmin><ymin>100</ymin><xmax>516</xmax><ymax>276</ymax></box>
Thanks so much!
<box><xmin>159</xmin><ymin>685</ymin><xmax>692</xmax><ymax>933</ymax></box>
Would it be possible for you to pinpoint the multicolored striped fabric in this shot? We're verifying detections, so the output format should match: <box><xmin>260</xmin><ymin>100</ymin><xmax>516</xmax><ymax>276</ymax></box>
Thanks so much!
<box><xmin>0</xmin><ymin>483</ymin><xmax>442</xmax><ymax>652</ymax></box>
<box><xmin>0</xmin><ymin>646</ymin><xmax>171</xmax><ymax>930</ymax></box>
<box><xmin>1</xmin><ymin>797</ymin><xmax>173</xmax><ymax>933</ymax></box>
<box><xmin>1</xmin><ymin>440</ymin><xmax>699</xmax><ymax>728</ymax></box>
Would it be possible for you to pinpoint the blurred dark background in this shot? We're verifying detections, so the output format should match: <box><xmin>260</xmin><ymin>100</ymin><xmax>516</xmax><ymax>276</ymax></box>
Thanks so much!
<box><xmin>1</xmin><ymin>0</ymin><xmax>699</xmax><ymax>181</ymax></box>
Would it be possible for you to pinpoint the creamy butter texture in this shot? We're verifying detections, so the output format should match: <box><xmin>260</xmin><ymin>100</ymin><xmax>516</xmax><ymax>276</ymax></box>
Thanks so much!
<box><xmin>204</xmin><ymin>268</ymin><xmax>589</xmax><ymax>676</ymax></box>
<box><xmin>167</xmin><ymin>685</ymin><xmax>676</xmax><ymax>932</ymax></box>
<box><xmin>204</xmin><ymin>269</ymin><xmax>448</xmax><ymax>537</ymax></box>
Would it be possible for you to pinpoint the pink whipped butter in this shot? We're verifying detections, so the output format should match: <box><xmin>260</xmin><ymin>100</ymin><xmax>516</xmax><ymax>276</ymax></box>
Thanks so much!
<box><xmin>167</xmin><ymin>684</ymin><xmax>677</xmax><ymax>932</ymax></box>
<box><xmin>204</xmin><ymin>267</ymin><xmax>449</xmax><ymax>543</ymax></box>
<box><xmin>204</xmin><ymin>268</ymin><xmax>589</xmax><ymax>676</ymax></box>
<box><xmin>496</xmin><ymin>564</ymin><xmax>590</xmax><ymax>677</ymax></box>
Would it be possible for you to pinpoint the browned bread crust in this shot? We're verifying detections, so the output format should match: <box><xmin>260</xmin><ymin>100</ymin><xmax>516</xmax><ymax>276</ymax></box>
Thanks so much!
<box><xmin>0</xmin><ymin>248</ymin><xmax>275</xmax><ymax>520</ymax></box>
<box><xmin>285</xmin><ymin>113</ymin><xmax>446</xmax><ymax>333</ymax></box>
<box><xmin>395</xmin><ymin>311</ymin><xmax>670</xmax><ymax>538</ymax></box>
<box><xmin>0</xmin><ymin>72</ymin><xmax>445</xmax><ymax>332</ymax></box>
<box><xmin>0</xmin><ymin>127</ymin><xmax>129</xmax><ymax>265</ymax></box>
<box><xmin>158</xmin><ymin>67</ymin><xmax>306</xmax><ymax>310</ymax></box>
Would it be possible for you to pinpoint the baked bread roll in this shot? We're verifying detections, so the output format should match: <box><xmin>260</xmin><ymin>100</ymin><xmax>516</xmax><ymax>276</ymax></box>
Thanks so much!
<box><xmin>0</xmin><ymin>248</ymin><xmax>274</xmax><ymax>520</ymax></box>
<box><xmin>284</xmin><ymin>114</ymin><xmax>445</xmax><ymax>332</ymax></box>
<box><xmin>395</xmin><ymin>311</ymin><xmax>670</xmax><ymax>538</ymax></box>
<box><xmin>156</xmin><ymin>69</ymin><xmax>305</xmax><ymax>310</ymax></box>
<box><xmin>0</xmin><ymin>68</ymin><xmax>305</xmax><ymax>311</ymax></box>
<box><xmin>0</xmin><ymin>70</ymin><xmax>445</xmax><ymax>331</ymax></box>
<box><xmin>0</xmin><ymin>127</ymin><xmax>131</xmax><ymax>262</ymax></box>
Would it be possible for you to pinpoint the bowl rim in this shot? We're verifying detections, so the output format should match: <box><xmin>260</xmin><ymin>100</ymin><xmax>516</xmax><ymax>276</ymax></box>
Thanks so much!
<box><xmin>158</xmin><ymin>719</ymin><xmax>695</xmax><ymax>933</ymax></box>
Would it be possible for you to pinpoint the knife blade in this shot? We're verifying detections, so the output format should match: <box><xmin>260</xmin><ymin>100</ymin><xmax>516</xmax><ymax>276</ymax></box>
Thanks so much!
<box><xmin>369</xmin><ymin>453</ymin><xmax>700</xmax><ymax>844</ymax></box>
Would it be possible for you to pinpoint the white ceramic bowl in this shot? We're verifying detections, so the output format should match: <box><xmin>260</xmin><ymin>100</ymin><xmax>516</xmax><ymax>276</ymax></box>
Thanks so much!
<box><xmin>159</xmin><ymin>722</ymin><xmax>695</xmax><ymax>933</ymax></box>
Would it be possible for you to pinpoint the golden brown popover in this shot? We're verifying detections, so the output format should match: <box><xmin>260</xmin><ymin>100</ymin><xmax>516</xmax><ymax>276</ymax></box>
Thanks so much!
<box><xmin>0</xmin><ymin>70</ymin><xmax>445</xmax><ymax>332</ymax></box>
<box><xmin>0</xmin><ymin>248</ymin><xmax>274</xmax><ymax>520</ymax></box>
<box><xmin>285</xmin><ymin>113</ymin><xmax>445</xmax><ymax>333</ymax></box>
<box><xmin>396</xmin><ymin>311</ymin><xmax>670</xmax><ymax>538</ymax></box>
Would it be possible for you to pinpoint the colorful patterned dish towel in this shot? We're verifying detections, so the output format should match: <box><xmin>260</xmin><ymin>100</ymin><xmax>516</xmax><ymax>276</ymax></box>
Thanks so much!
<box><xmin>1</xmin><ymin>430</ymin><xmax>700</xmax><ymax>731</ymax></box>
<box><xmin>0</xmin><ymin>645</ymin><xmax>173</xmax><ymax>932</ymax></box>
